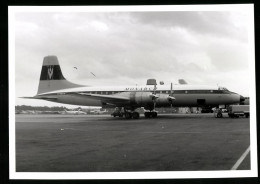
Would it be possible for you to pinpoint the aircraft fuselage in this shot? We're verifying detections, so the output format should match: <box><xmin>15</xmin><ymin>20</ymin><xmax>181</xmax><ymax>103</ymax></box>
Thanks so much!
<box><xmin>36</xmin><ymin>84</ymin><xmax>242</xmax><ymax>108</ymax></box>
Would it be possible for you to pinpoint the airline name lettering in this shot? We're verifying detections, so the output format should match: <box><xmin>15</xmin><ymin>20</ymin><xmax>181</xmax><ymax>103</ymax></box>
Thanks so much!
<box><xmin>125</xmin><ymin>87</ymin><xmax>152</xmax><ymax>91</ymax></box>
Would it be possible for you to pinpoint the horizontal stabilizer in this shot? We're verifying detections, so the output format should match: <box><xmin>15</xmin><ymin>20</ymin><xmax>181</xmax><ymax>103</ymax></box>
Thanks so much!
<box><xmin>20</xmin><ymin>96</ymin><xmax>58</xmax><ymax>100</ymax></box>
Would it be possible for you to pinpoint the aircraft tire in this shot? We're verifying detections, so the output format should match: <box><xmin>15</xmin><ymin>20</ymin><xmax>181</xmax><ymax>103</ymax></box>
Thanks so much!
<box><xmin>132</xmin><ymin>112</ymin><xmax>140</xmax><ymax>119</ymax></box>
<box><xmin>151</xmin><ymin>112</ymin><xmax>157</xmax><ymax>118</ymax></box>
<box><xmin>216</xmin><ymin>112</ymin><xmax>223</xmax><ymax>118</ymax></box>
<box><xmin>125</xmin><ymin>112</ymin><xmax>132</xmax><ymax>119</ymax></box>
<box><xmin>144</xmin><ymin>112</ymin><xmax>151</xmax><ymax>118</ymax></box>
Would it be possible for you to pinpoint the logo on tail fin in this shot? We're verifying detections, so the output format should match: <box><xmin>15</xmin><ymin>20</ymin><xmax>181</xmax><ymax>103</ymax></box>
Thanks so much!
<box><xmin>47</xmin><ymin>66</ymin><xmax>54</xmax><ymax>79</ymax></box>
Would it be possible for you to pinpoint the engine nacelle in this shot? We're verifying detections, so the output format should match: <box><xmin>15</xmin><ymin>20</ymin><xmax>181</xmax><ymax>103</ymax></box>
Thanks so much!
<box><xmin>155</xmin><ymin>94</ymin><xmax>175</xmax><ymax>107</ymax></box>
<box><xmin>129</xmin><ymin>92</ymin><xmax>155</xmax><ymax>106</ymax></box>
<box><xmin>128</xmin><ymin>92</ymin><xmax>175</xmax><ymax>107</ymax></box>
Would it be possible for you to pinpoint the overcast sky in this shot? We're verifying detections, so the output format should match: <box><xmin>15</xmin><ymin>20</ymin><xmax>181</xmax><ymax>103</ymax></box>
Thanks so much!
<box><xmin>12</xmin><ymin>6</ymin><xmax>253</xmax><ymax>107</ymax></box>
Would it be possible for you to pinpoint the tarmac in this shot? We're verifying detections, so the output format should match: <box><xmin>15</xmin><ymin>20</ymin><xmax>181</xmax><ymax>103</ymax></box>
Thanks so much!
<box><xmin>15</xmin><ymin>113</ymin><xmax>250</xmax><ymax>172</ymax></box>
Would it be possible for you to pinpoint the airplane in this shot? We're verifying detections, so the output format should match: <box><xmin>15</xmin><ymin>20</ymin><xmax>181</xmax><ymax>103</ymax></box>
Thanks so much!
<box><xmin>63</xmin><ymin>109</ymin><xmax>87</xmax><ymax>115</ymax></box>
<box><xmin>23</xmin><ymin>55</ymin><xmax>245</xmax><ymax>119</ymax></box>
<box><xmin>90</xmin><ymin>109</ymin><xmax>108</xmax><ymax>114</ymax></box>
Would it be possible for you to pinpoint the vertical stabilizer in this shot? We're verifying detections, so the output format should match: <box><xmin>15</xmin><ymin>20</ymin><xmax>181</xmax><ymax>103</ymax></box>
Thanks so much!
<box><xmin>37</xmin><ymin>56</ymin><xmax>84</xmax><ymax>94</ymax></box>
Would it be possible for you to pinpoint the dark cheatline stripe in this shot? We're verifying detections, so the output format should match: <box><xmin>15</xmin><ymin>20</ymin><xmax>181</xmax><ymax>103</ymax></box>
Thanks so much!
<box><xmin>40</xmin><ymin>65</ymin><xmax>65</xmax><ymax>80</ymax></box>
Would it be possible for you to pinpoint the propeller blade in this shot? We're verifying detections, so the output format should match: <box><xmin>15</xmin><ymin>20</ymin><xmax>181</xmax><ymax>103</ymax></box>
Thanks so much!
<box><xmin>152</xmin><ymin>84</ymin><xmax>157</xmax><ymax>110</ymax></box>
<box><xmin>150</xmin><ymin>94</ymin><xmax>159</xmax><ymax>100</ymax></box>
<box><xmin>168</xmin><ymin>96</ymin><xmax>175</xmax><ymax>101</ymax></box>
<box><xmin>170</xmin><ymin>82</ymin><xmax>174</xmax><ymax>108</ymax></box>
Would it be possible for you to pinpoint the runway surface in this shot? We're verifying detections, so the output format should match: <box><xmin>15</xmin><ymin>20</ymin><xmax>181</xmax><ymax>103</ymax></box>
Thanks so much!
<box><xmin>15</xmin><ymin>113</ymin><xmax>250</xmax><ymax>172</ymax></box>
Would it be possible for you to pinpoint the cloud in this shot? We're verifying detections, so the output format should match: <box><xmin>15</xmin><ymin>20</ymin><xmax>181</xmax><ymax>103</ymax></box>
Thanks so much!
<box><xmin>13</xmin><ymin>9</ymin><xmax>251</xmax><ymax>106</ymax></box>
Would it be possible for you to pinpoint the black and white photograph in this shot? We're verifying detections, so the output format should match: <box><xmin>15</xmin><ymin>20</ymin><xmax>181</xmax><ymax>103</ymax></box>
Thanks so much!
<box><xmin>9</xmin><ymin>5</ymin><xmax>257</xmax><ymax>179</ymax></box>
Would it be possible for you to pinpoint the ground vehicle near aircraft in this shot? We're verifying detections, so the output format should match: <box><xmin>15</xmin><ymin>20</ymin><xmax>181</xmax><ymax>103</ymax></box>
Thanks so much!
<box><xmin>111</xmin><ymin>108</ymin><xmax>124</xmax><ymax>117</ymax></box>
<box><xmin>23</xmin><ymin>56</ymin><xmax>245</xmax><ymax>119</ymax></box>
<box><xmin>228</xmin><ymin>105</ymin><xmax>249</xmax><ymax>118</ymax></box>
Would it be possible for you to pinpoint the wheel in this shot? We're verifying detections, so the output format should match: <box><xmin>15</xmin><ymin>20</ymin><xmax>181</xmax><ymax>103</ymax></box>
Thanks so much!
<box><xmin>217</xmin><ymin>112</ymin><xmax>223</xmax><ymax>118</ymax></box>
<box><xmin>229</xmin><ymin>114</ymin><xmax>234</xmax><ymax>118</ymax></box>
<box><xmin>151</xmin><ymin>112</ymin><xmax>157</xmax><ymax>118</ymax></box>
<box><xmin>132</xmin><ymin>112</ymin><xmax>140</xmax><ymax>119</ymax></box>
<box><xmin>144</xmin><ymin>112</ymin><xmax>151</xmax><ymax>118</ymax></box>
<box><xmin>125</xmin><ymin>112</ymin><xmax>132</xmax><ymax>119</ymax></box>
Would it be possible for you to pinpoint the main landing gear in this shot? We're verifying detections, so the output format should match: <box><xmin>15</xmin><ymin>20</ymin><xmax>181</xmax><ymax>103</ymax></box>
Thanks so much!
<box><xmin>125</xmin><ymin>111</ymin><xmax>140</xmax><ymax>119</ymax></box>
<box><xmin>111</xmin><ymin>107</ymin><xmax>158</xmax><ymax>119</ymax></box>
<box><xmin>111</xmin><ymin>107</ymin><xmax>141</xmax><ymax>119</ymax></box>
<box><xmin>144</xmin><ymin>111</ymin><xmax>157</xmax><ymax>118</ymax></box>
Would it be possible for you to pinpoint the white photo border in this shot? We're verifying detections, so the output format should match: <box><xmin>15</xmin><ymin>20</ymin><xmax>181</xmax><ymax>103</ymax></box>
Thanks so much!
<box><xmin>9</xmin><ymin>4</ymin><xmax>257</xmax><ymax>179</ymax></box>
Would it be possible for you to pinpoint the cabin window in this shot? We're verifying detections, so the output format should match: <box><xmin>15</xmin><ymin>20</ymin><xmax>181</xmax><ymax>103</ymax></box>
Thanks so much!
<box><xmin>100</xmin><ymin>91</ymin><xmax>103</xmax><ymax>94</ymax></box>
<box><xmin>112</xmin><ymin>91</ymin><xmax>114</xmax><ymax>94</ymax></box>
<box><xmin>106</xmin><ymin>91</ymin><xmax>108</xmax><ymax>95</ymax></box>
<box><xmin>160</xmin><ymin>91</ymin><xmax>162</xmax><ymax>94</ymax></box>
<box><xmin>185</xmin><ymin>91</ymin><xmax>188</xmax><ymax>94</ymax></box>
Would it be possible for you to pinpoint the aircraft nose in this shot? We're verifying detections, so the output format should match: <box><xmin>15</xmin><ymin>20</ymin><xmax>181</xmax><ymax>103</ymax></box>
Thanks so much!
<box><xmin>240</xmin><ymin>95</ymin><xmax>245</xmax><ymax>103</ymax></box>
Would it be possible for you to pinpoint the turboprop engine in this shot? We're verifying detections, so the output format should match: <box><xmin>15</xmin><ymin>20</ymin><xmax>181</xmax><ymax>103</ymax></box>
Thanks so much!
<box><xmin>127</xmin><ymin>91</ymin><xmax>175</xmax><ymax>107</ymax></box>
<box><xmin>154</xmin><ymin>93</ymin><xmax>175</xmax><ymax>107</ymax></box>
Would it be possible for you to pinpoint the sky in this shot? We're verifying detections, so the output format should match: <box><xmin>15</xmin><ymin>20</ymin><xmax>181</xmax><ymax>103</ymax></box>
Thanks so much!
<box><xmin>12</xmin><ymin>6</ymin><xmax>254</xmax><ymax>107</ymax></box>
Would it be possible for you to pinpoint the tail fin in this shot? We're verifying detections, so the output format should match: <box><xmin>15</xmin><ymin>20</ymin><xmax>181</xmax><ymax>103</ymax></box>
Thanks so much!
<box><xmin>37</xmin><ymin>56</ymin><xmax>84</xmax><ymax>94</ymax></box>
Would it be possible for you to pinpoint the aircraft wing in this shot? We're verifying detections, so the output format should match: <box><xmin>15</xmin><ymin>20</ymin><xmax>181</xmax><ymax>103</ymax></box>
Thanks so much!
<box><xmin>79</xmin><ymin>93</ymin><xmax>129</xmax><ymax>100</ymax></box>
<box><xmin>74</xmin><ymin>93</ymin><xmax>130</xmax><ymax>105</ymax></box>
<box><xmin>20</xmin><ymin>96</ymin><xmax>58</xmax><ymax>100</ymax></box>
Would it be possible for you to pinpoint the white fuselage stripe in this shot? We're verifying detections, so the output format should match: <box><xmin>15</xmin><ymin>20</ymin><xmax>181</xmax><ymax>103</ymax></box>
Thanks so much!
<box><xmin>38</xmin><ymin>84</ymin><xmax>221</xmax><ymax>96</ymax></box>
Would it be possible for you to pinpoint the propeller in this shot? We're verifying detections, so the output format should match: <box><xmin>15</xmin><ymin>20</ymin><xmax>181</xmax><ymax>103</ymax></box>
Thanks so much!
<box><xmin>151</xmin><ymin>83</ymin><xmax>158</xmax><ymax>110</ymax></box>
<box><xmin>168</xmin><ymin>82</ymin><xmax>175</xmax><ymax>107</ymax></box>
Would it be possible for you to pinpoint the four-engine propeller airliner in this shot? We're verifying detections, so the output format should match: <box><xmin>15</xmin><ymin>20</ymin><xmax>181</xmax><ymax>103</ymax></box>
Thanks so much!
<box><xmin>23</xmin><ymin>56</ymin><xmax>245</xmax><ymax>119</ymax></box>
